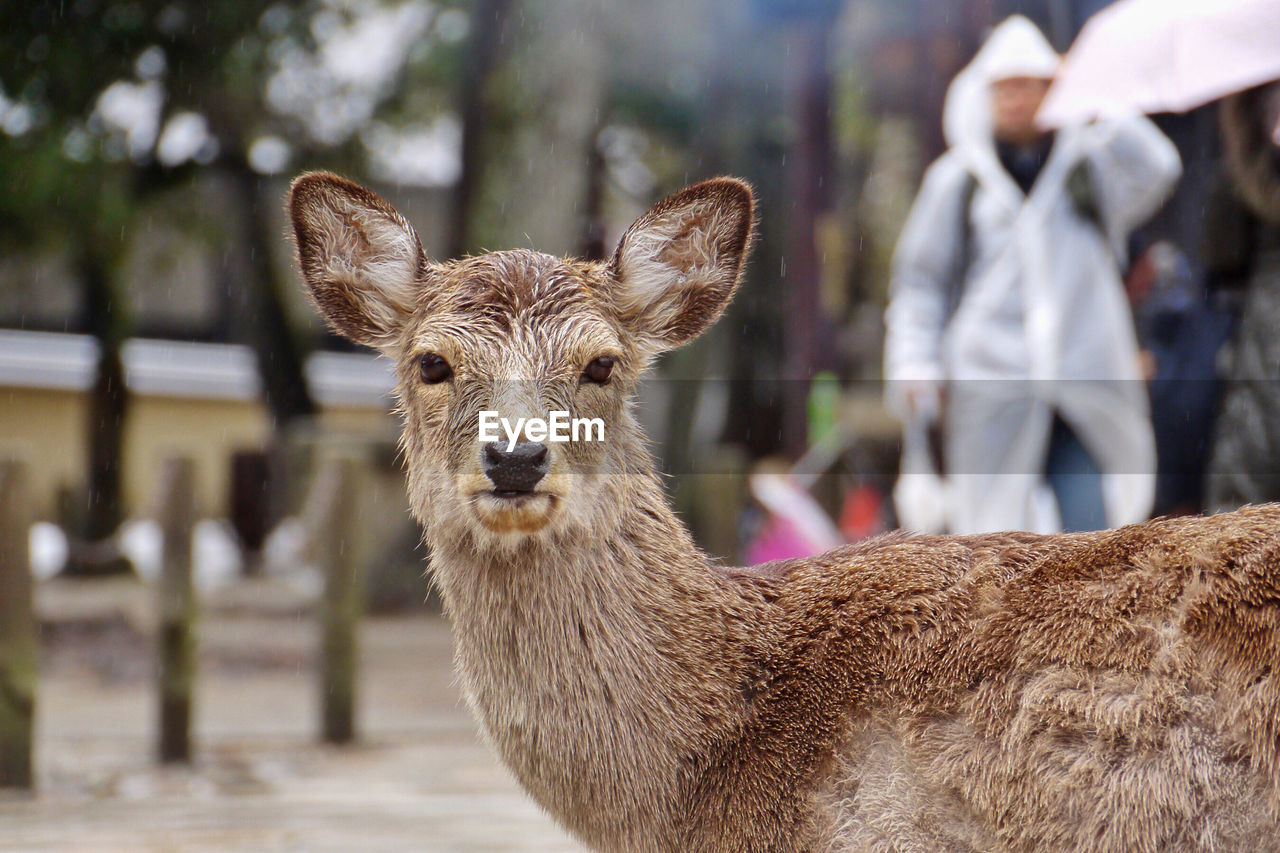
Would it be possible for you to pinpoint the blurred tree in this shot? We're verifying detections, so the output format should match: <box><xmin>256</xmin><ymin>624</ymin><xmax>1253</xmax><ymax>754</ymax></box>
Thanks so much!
<box><xmin>778</xmin><ymin>2</ymin><xmax>844</xmax><ymax>455</ymax></box>
<box><xmin>0</xmin><ymin>0</ymin><xmax>459</xmax><ymax>571</ymax></box>
<box><xmin>0</xmin><ymin>0</ymin><xmax>897</xmax><ymax>564</ymax></box>
<box><xmin>0</xmin><ymin>3</ymin><xmax>169</xmax><ymax>573</ymax></box>
<box><xmin>448</xmin><ymin>0</ymin><xmax>514</xmax><ymax>258</ymax></box>
<box><xmin>458</xmin><ymin>0</ymin><xmax>606</xmax><ymax>256</ymax></box>
<box><xmin>590</xmin><ymin>0</ymin><xmax>805</xmax><ymax>462</ymax></box>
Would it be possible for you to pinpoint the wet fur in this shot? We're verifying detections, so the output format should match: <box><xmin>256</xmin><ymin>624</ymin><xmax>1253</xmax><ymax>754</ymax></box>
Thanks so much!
<box><xmin>289</xmin><ymin>172</ymin><xmax>1280</xmax><ymax>851</ymax></box>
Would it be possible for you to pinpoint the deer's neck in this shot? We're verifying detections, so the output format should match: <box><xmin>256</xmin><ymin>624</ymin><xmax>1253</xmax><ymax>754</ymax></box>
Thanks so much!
<box><xmin>429</xmin><ymin>473</ymin><xmax>769</xmax><ymax>850</ymax></box>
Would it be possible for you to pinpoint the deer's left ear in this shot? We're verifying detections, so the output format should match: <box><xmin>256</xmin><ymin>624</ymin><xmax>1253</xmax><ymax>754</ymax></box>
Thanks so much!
<box><xmin>608</xmin><ymin>178</ymin><xmax>755</xmax><ymax>353</ymax></box>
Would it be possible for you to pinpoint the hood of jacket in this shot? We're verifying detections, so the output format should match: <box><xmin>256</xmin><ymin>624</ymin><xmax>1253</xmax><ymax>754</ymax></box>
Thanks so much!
<box><xmin>943</xmin><ymin>16</ymin><xmax>1061</xmax><ymax>157</ymax></box>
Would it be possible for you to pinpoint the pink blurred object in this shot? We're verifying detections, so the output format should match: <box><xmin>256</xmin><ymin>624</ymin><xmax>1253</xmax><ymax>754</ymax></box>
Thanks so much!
<box><xmin>745</xmin><ymin>516</ymin><xmax>825</xmax><ymax>564</ymax></box>
<box><xmin>744</xmin><ymin>472</ymin><xmax>844</xmax><ymax>564</ymax></box>
<box><xmin>1038</xmin><ymin>0</ymin><xmax>1280</xmax><ymax>129</ymax></box>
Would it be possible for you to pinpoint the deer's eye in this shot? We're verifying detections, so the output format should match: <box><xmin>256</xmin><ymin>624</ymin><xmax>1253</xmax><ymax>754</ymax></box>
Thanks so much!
<box><xmin>581</xmin><ymin>356</ymin><xmax>615</xmax><ymax>385</ymax></box>
<box><xmin>419</xmin><ymin>353</ymin><xmax>452</xmax><ymax>384</ymax></box>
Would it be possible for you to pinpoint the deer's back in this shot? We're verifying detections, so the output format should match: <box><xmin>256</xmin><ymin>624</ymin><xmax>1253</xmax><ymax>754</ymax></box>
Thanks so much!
<box><xmin>695</xmin><ymin>505</ymin><xmax>1280</xmax><ymax>851</ymax></box>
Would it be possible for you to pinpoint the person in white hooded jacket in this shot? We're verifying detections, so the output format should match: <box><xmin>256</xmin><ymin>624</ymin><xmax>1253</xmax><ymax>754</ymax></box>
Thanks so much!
<box><xmin>884</xmin><ymin>16</ymin><xmax>1181</xmax><ymax>534</ymax></box>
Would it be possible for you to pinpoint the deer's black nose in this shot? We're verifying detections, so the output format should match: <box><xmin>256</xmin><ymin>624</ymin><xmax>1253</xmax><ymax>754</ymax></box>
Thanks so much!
<box><xmin>482</xmin><ymin>442</ymin><xmax>548</xmax><ymax>494</ymax></box>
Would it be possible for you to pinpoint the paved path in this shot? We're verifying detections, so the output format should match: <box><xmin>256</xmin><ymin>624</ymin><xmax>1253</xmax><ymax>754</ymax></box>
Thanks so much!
<box><xmin>0</xmin><ymin>579</ymin><xmax>585</xmax><ymax>852</ymax></box>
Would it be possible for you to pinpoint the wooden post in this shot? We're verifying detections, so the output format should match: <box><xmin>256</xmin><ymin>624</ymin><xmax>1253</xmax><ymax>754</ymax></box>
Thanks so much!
<box><xmin>0</xmin><ymin>459</ymin><xmax>36</xmax><ymax>789</ymax></box>
<box><xmin>306</xmin><ymin>447</ymin><xmax>369</xmax><ymax>745</ymax></box>
<box><xmin>155</xmin><ymin>456</ymin><xmax>196</xmax><ymax>764</ymax></box>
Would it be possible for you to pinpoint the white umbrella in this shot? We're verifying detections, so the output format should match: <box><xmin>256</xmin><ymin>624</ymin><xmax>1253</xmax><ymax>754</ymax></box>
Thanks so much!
<box><xmin>1037</xmin><ymin>0</ymin><xmax>1280</xmax><ymax>129</ymax></box>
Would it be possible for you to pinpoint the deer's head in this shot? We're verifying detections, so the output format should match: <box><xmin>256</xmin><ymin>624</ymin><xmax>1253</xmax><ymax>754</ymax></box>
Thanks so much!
<box><xmin>289</xmin><ymin>173</ymin><xmax>754</xmax><ymax>549</ymax></box>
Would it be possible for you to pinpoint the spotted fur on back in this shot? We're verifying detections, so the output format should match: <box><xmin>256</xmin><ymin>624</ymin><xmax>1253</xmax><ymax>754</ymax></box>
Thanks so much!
<box><xmin>289</xmin><ymin>172</ymin><xmax>1280</xmax><ymax>852</ymax></box>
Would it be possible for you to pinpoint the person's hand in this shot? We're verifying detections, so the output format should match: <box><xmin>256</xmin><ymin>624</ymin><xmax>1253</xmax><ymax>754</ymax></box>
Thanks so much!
<box><xmin>902</xmin><ymin>378</ymin><xmax>943</xmax><ymax>423</ymax></box>
<box><xmin>1138</xmin><ymin>349</ymin><xmax>1158</xmax><ymax>381</ymax></box>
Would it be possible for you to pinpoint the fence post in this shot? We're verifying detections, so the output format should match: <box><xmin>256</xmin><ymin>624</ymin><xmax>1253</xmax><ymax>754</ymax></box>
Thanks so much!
<box><xmin>0</xmin><ymin>458</ymin><xmax>36</xmax><ymax>789</ymax></box>
<box><xmin>306</xmin><ymin>446</ymin><xmax>369</xmax><ymax>745</ymax></box>
<box><xmin>155</xmin><ymin>456</ymin><xmax>196</xmax><ymax>764</ymax></box>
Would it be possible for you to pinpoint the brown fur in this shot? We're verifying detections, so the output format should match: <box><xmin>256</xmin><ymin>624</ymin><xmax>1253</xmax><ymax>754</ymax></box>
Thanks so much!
<box><xmin>288</xmin><ymin>171</ymin><xmax>1280</xmax><ymax>852</ymax></box>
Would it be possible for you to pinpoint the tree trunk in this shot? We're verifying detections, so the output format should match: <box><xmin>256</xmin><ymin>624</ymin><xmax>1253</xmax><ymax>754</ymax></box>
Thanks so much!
<box><xmin>225</xmin><ymin>162</ymin><xmax>317</xmax><ymax>429</ymax></box>
<box><xmin>780</xmin><ymin>21</ymin><xmax>838</xmax><ymax>456</ymax></box>
<box><xmin>579</xmin><ymin>129</ymin><xmax>607</xmax><ymax>261</ymax></box>
<box><xmin>65</xmin><ymin>241</ymin><xmax>131</xmax><ymax>576</ymax></box>
<box><xmin>448</xmin><ymin>0</ymin><xmax>515</xmax><ymax>258</ymax></box>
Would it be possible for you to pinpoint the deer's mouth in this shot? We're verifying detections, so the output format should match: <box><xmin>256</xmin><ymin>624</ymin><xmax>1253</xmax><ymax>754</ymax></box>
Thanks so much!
<box><xmin>488</xmin><ymin>489</ymin><xmax>541</xmax><ymax>501</ymax></box>
<box><xmin>472</xmin><ymin>489</ymin><xmax>557</xmax><ymax>533</ymax></box>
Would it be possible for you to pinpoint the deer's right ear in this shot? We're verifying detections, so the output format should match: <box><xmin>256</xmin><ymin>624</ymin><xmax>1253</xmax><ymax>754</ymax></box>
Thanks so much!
<box><xmin>288</xmin><ymin>171</ymin><xmax>424</xmax><ymax>351</ymax></box>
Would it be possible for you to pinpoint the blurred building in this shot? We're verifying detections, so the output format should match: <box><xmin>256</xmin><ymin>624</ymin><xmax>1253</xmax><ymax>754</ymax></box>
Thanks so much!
<box><xmin>0</xmin><ymin>175</ymin><xmax>451</xmax><ymax>521</ymax></box>
<box><xmin>0</xmin><ymin>331</ymin><xmax>395</xmax><ymax>521</ymax></box>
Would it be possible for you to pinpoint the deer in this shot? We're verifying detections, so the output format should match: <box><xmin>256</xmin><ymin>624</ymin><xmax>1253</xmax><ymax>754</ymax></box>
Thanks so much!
<box><xmin>288</xmin><ymin>170</ymin><xmax>1280</xmax><ymax>852</ymax></box>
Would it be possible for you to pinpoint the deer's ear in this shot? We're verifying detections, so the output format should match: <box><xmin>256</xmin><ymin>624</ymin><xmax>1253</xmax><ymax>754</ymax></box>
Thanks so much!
<box><xmin>608</xmin><ymin>178</ymin><xmax>754</xmax><ymax>352</ymax></box>
<box><xmin>288</xmin><ymin>171</ymin><xmax>425</xmax><ymax>351</ymax></box>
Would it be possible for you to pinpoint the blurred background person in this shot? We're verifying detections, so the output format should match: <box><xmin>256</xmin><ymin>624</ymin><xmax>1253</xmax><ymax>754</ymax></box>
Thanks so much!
<box><xmin>1203</xmin><ymin>81</ymin><xmax>1280</xmax><ymax>512</ymax></box>
<box><xmin>1125</xmin><ymin>238</ymin><xmax>1233</xmax><ymax>517</ymax></box>
<box><xmin>883</xmin><ymin>15</ymin><xmax>1181</xmax><ymax>534</ymax></box>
